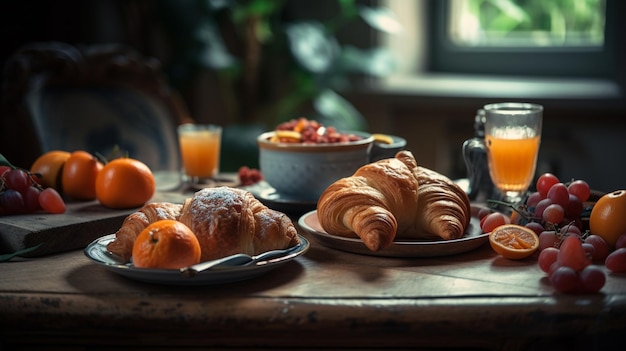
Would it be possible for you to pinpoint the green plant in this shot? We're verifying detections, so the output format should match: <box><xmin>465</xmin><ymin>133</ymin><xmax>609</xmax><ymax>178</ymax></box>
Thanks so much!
<box><xmin>155</xmin><ymin>0</ymin><xmax>400</xmax><ymax>130</ymax></box>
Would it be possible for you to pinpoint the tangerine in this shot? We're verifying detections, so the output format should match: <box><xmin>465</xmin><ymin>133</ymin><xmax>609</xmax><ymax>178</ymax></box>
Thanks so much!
<box><xmin>132</xmin><ymin>219</ymin><xmax>201</xmax><ymax>269</ymax></box>
<box><xmin>61</xmin><ymin>151</ymin><xmax>103</xmax><ymax>200</ymax></box>
<box><xmin>30</xmin><ymin>150</ymin><xmax>71</xmax><ymax>189</ymax></box>
<box><xmin>589</xmin><ymin>190</ymin><xmax>626</xmax><ymax>249</ymax></box>
<box><xmin>489</xmin><ymin>224</ymin><xmax>539</xmax><ymax>260</ymax></box>
<box><xmin>95</xmin><ymin>157</ymin><xmax>155</xmax><ymax>209</ymax></box>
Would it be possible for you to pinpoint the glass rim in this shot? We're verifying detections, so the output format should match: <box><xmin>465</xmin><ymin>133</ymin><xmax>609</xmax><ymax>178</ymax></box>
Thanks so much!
<box><xmin>177</xmin><ymin>123</ymin><xmax>222</xmax><ymax>133</ymax></box>
<box><xmin>483</xmin><ymin>102</ymin><xmax>543</xmax><ymax>112</ymax></box>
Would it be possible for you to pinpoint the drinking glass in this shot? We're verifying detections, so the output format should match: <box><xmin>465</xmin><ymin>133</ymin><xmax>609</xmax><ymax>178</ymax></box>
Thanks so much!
<box><xmin>484</xmin><ymin>102</ymin><xmax>543</xmax><ymax>204</ymax></box>
<box><xmin>177</xmin><ymin>123</ymin><xmax>222</xmax><ymax>185</ymax></box>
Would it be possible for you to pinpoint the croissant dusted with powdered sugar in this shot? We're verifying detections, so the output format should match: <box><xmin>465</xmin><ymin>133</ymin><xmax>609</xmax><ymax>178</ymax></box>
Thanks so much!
<box><xmin>317</xmin><ymin>150</ymin><xmax>471</xmax><ymax>251</ymax></box>
<box><xmin>106</xmin><ymin>187</ymin><xmax>300</xmax><ymax>263</ymax></box>
<box><xmin>178</xmin><ymin>187</ymin><xmax>300</xmax><ymax>261</ymax></box>
<box><xmin>106</xmin><ymin>202</ymin><xmax>183</xmax><ymax>261</ymax></box>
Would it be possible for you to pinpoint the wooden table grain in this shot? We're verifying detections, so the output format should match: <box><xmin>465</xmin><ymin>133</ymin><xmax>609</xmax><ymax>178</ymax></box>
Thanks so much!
<box><xmin>1</xmin><ymin>204</ymin><xmax>625</xmax><ymax>350</ymax></box>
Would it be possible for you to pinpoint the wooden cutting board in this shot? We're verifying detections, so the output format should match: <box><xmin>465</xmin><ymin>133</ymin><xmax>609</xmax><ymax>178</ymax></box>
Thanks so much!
<box><xmin>0</xmin><ymin>191</ymin><xmax>190</xmax><ymax>258</ymax></box>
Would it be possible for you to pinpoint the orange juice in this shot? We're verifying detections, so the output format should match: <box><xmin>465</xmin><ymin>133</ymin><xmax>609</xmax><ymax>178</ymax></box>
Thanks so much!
<box><xmin>486</xmin><ymin>131</ymin><xmax>540</xmax><ymax>193</ymax></box>
<box><xmin>178</xmin><ymin>127</ymin><xmax>221</xmax><ymax>179</ymax></box>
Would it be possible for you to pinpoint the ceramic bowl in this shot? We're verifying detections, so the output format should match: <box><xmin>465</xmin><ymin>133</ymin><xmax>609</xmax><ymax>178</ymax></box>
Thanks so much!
<box><xmin>257</xmin><ymin>131</ymin><xmax>374</xmax><ymax>201</ymax></box>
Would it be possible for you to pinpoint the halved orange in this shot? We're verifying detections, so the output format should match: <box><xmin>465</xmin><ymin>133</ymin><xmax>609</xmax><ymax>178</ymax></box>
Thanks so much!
<box><xmin>489</xmin><ymin>224</ymin><xmax>539</xmax><ymax>260</ymax></box>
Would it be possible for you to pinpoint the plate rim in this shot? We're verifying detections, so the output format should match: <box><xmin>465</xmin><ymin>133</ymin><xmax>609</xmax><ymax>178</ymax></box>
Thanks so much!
<box><xmin>298</xmin><ymin>205</ymin><xmax>489</xmax><ymax>257</ymax></box>
<box><xmin>84</xmin><ymin>233</ymin><xmax>309</xmax><ymax>285</ymax></box>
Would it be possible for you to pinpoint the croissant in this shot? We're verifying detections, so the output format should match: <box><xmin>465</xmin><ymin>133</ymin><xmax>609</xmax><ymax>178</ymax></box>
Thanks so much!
<box><xmin>411</xmin><ymin>164</ymin><xmax>472</xmax><ymax>241</ymax></box>
<box><xmin>317</xmin><ymin>150</ymin><xmax>471</xmax><ymax>251</ymax></box>
<box><xmin>106</xmin><ymin>202</ymin><xmax>183</xmax><ymax>261</ymax></box>
<box><xmin>317</xmin><ymin>151</ymin><xmax>421</xmax><ymax>251</ymax></box>
<box><xmin>178</xmin><ymin>187</ymin><xmax>300</xmax><ymax>261</ymax></box>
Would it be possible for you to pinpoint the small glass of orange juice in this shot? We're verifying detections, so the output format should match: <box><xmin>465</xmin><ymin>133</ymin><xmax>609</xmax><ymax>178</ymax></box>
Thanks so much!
<box><xmin>484</xmin><ymin>102</ymin><xmax>543</xmax><ymax>204</ymax></box>
<box><xmin>177</xmin><ymin>123</ymin><xmax>222</xmax><ymax>185</ymax></box>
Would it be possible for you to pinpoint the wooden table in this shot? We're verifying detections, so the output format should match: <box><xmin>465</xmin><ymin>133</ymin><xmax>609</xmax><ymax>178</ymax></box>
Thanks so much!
<box><xmin>1</xmin><ymin>198</ymin><xmax>625</xmax><ymax>350</ymax></box>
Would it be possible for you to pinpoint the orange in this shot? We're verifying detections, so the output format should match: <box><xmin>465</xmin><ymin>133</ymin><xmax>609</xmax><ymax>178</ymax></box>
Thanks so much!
<box><xmin>489</xmin><ymin>224</ymin><xmax>539</xmax><ymax>260</ymax></box>
<box><xmin>132</xmin><ymin>219</ymin><xmax>201</xmax><ymax>269</ymax></box>
<box><xmin>61</xmin><ymin>151</ymin><xmax>104</xmax><ymax>200</ymax></box>
<box><xmin>30</xmin><ymin>150</ymin><xmax>71</xmax><ymax>189</ymax></box>
<box><xmin>95</xmin><ymin>157</ymin><xmax>155</xmax><ymax>209</ymax></box>
<box><xmin>589</xmin><ymin>190</ymin><xmax>626</xmax><ymax>249</ymax></box>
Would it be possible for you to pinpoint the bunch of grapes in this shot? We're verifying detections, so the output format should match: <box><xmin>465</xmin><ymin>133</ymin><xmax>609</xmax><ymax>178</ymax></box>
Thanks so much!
<box><xmin>0</xmin><ymin>165</ymin><xmax>65</xmax><ymax>215</ymax></box>
<box><xmin>538</xmin><ymin>235</ymin><xmax>605</xmax><ymax>293</ymax></box>
<box><xmin>479</xmin><ymin>172</ymin><xmax>626</xmax><ymax>294</ymax></box>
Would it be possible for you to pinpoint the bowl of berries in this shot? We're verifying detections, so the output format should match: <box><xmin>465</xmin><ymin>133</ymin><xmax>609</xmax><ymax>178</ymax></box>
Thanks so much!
<box><xmin>257</xmin><ymin>118</ymin><xmax>374</xmax><ymax>201</ymax></box>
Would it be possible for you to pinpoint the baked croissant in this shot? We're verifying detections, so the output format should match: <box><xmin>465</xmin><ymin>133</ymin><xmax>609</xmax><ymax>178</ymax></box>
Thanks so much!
<box><xmin>106</xmin><ymin>202</ymin><xmax>183</xmax><ymax>261</ymax></box>
<box><xmin>317</xmin><ymin>150</ymin><xmax>471</xmax><ymax>251</ymax></box>
<box><xmin>178</xmin><ymin>187</ymin><xmax>300</xmax><ymax>261</ymax></box>
<box><xmin>317</xmin><ymin>151</ymin><xmax>421</xmax><ymax>251</ymax></box>
<box><xmin>412</xmin><ymin>164</ymin><xmax>472</xmax><ymax>242</ymax></box>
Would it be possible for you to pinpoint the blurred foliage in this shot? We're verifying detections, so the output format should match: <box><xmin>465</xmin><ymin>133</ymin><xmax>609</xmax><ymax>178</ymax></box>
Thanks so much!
<box><xmin>154</xmin><ymin>0</ymin><xmax>400</xmax><ymax>131</ymax></box>
<box><xmin>457</xmin><ymin>0</ymin><xmax>605</xmax><ymax>46</ymax></box>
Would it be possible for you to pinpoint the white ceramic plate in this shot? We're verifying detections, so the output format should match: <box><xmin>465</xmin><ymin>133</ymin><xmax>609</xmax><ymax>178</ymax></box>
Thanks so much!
<box><xmin>298</xmin><ymin>206</ymin><xmax>488</xmax><ymax>257</ymax></box>
<box><xmin>84</xmin><ymin>234</ymin><xmax>309</xmax><ymax>286</ymax></box>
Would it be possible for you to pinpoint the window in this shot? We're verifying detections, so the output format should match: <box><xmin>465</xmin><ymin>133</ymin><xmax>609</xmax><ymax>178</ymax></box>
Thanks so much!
<box><xmin>428</xmin><ymin>0</ymin><xmax>615</xmax><ymax>78</ymax></box>
<box><xmin>380</xmin><ymin>0</ymin><xmax>622</xmax><ymax>100</ymax></box>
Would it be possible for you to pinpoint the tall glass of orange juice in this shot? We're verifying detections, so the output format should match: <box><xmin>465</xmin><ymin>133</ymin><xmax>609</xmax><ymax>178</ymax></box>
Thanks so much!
<box><xmin>484</xmin><ymin>102</ymin><xmax>543</xmax><ymax>203</ymax></box>
<box><xmin>177</xmin><ymin>124</ymin><xmax>222</xmax><ymax>184</ymax></box>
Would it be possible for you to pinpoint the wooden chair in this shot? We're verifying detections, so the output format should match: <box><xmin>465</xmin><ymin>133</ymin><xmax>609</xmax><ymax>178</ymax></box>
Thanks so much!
<box><xmin>1</xmin><ymin>41</ymin><xmax>192</xmax><ymax>172</ymax></box>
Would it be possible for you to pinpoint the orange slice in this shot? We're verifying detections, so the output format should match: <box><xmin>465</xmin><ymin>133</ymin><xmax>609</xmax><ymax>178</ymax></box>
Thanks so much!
<box><xmin>372</xmin><ymin>133</ymin><xmax>394</xmax><ymax>144</ymax></box>
<box><xmin>271</xmin><ymin>130</ymin><xmax>302</xmax><ymax>143</ymax></box>
<box><xmin>489</xmin><ymin>224</ymin><xmax>539</xmax><ymax>260</ymax></box>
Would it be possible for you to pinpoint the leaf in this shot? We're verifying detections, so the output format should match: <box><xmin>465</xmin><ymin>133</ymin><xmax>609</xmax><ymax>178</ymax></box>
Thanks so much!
<box><xmin>195</xmin><ymin>22</ymin><xmax>239</xmax><ymax>69</ymax></box>
<box><xmin>0</xmin><ymin>243</ymin><xmax>43</xmax><ymax>262</ymax></box>
<box><xmin>0</xmin><ymin>153</ymin><xmax>15</xmax><ymax>168</ymax></box>
<box><xmin>285</xmin><ymin>21</ymin><xmax>340</xmax><ymax>74</ymax></box>
<box><xmin>313</xmin><ymin>89</ymin><xmax>368</xmax><ymax>131</ymax></box>
<box><xmin>358</xmin><ymin>6</ymin><xmax>402</xmax><ymax>33</ymax></box>
<box><xmin>340</xmin><ymin>46</ymin><xmax>396</xmax><ymax>76</ymax></box>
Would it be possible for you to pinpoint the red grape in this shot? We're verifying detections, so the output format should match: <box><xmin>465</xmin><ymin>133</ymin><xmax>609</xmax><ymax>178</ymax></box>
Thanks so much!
<box><xmin>557</xmin><ymin>235</ymin><xmax>590</xmax><ymax>272</ymax></box>
<box><xmin>565</xmin><ymin>194</ymin><xmax>583</xmax><ymax>218</ymax></box>
<box><xmin>543</xmin><ymin>204</ymin><xmax>565</xmax><ymax>224</ymax></box>
<box><xmin>39</xmin><ymin>188</ymin><xmax>66</xmax><ymax>214</ymax></box>
<box><xmin>525</xmin><ymin>221</ymin><xmax>544</xmax><ymax>236</ymax></box>
<box><xmin>559</xmin><ymin>224</ymin><xmax>582</xmax><ymax>237</ymax></box>
<box><xmin>3</xmin><ymin>168</ymin><xmax>30</xmax><ymax>193</ymax></box>
<box><xmin>538</xmin><ymin>230</ymin><xmax>559</xmax><ymax>251</ymax></box>
<box><xmin>568</xmin><ymin>180</ymin><xmax>591</xmax><ymax>202</ymax></box>
<box><xmin>534</xmin><ymin>198</ymin><xmax>552</xmax><ymax>219</ymax></box>
<box><xmin>550</xmin><ymin>266</ymin><xmax>581</xmax><ymax>293</ymax></box>
<box><xmin>605</xmin><ymin>248</ymin><xmax>626</xmax><ymax>273</ymax></box>
<box><xmin>547</xmin><ymin>183</ymin><xmax>569</xmax><ymax>208</ymax></box>
<box><xmin>22</xmin><ymin>186</ymin><xmax>41</xmax><ymax>213</ymax></box>
<box><xmin>480</xmin><ymin>212</ymin><xmax>510</xmax><ymax>233</ymax></box>
<box><xmin>538</xmin><ymin>247</ymin><xmax>559</xmax><ymax>273</ymax></box>
<box><xmin>0</xmin><ymin>189</ymin><xmax>24</xmax><ymax>214</ymax></box>
<box><xmin>526</xmin><ymin>191</ymin><xmax>542</xmax><ymax>208</ymax></box>
<box><xmin>536</xmin><ymin>173</ymin><xmax>559</xmax><ymax>198</ymax></box>
<box><xmin>584</xmin><ymin>235</ymin><xmax>609</xmax><ymax>262</ymax></box>
<box><xmin>581</xmin><ymin>243</ymin><xmax>595</xmax><ymax>259</ymax></box>
<box><xmin>615</xmin><ymin>233</ymin><xmax>626</xmax><ymax>249</ymax></box>
<box><xmin>578</xmin><ymin>266</ymin><xmax>606</xmax><ymax>293</ymax></box>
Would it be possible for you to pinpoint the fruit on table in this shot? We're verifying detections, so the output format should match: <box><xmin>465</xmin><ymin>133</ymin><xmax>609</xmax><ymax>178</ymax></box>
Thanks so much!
<box><xmin>1</xmin><ymin>156</ymin><xmax>66</xmax><ymax>215</ymax></box>
<box><xmin>61</xmin><ymin>151</ymin><xmax>104</xmax><ymax>200</ymax></box>
<box><xmin>589</xmin><ymin>189</ymin><xmax>626</xmax><ymax>249</ymax></box>
<box><xmin>30</xmin><ymin>150</ymin><xmax>71</xmax><ymax>190</ymax></box>
<box><xmin>132</xmin><ymin>219</ymin><xmax>201</xmax><ymax>269</ymax></box>
<box><xmin>489</xmin><ymin>224</ymin><xmax>539</xmax><ymax>260</ymax></box>
<box><xmin>95</xmin><ymin>157</ymin><xmax>155</xmax><ymax>209</ymax></box>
